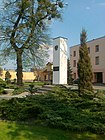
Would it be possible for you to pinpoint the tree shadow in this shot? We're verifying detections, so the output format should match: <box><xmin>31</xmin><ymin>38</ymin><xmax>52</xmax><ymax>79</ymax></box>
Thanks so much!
<box><xmin>1</xmin><ymin>121</ymin><xmax>105</xmax><ymax>140</ymax></box>
<box><xmin>6</xmin><ymin>122</ymin><xmax>69</xmax><ymax>140</ymax></box>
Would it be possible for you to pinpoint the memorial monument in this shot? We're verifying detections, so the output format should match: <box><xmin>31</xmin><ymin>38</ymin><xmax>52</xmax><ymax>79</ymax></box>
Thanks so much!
<box><xmin>53</xmin><ymin>37</ymin><xmax>68</xmax><ymax>84</ymax></box>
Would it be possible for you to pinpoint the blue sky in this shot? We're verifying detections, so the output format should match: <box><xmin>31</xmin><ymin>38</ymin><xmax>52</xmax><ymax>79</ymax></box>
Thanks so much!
<box><xmin>0</xmin><ymin>0</ymin><xmax>105</xmax><ymax>47</ymax></box>
<box><xmin>1</xmin><ymin>0</ymin><xmax>105</xmax><ymax>69</ymax></box>
<box><xmin>51</xmin><ymin>0</ymin><xmax>105</xmax><ymax>47</ymax></box>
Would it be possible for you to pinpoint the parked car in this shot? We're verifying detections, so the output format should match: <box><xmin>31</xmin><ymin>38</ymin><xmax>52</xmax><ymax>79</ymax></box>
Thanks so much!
<box><xmin>73</xmin><ymin>78</ymin><xmax>79</xmax><ymax>84</ymax></box>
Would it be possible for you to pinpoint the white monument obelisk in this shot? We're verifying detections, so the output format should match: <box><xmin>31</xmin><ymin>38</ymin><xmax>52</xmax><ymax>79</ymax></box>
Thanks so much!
<box><xmin>53</xmin><ymin>37</ymin><xmax>68</xmax><ymax>84</ymax></box>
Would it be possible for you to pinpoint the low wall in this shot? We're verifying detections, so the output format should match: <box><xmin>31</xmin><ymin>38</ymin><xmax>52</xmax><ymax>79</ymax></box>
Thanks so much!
<box><xmin>0</xmin><ymin>70</ymin><xmax>36</xmax><ymax>81</ymax></box>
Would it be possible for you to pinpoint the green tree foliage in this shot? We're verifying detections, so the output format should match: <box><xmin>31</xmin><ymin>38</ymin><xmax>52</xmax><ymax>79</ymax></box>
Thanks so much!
<box><xmin>67</xmin><ymin>58</ymin><xmax>73</xmax><ymax>85</ymax></box>
<box><xmin>77</xmin><ymin>29</ymin><xmax>93</xmax><ymax>93</ymax></box>
<box><xmin>0</xmin><ymin>0</ymin><xmax>64</xmax><ymax>85</ymax></box>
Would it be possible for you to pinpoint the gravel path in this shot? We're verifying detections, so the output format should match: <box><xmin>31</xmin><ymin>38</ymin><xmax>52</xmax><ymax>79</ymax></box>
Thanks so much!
<box><xmin>0</xmin><ymin>85</ymin><xmax>105</xmax><ymax>100</ymax></box>
<box><xmin>0</xmin><ymin>92</ymin><xmax>31</xmax><ymax>100</ymax></box>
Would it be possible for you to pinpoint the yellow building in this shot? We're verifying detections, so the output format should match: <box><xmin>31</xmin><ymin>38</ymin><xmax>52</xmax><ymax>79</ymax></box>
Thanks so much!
<box><xmin>0</xmin><ymin>70</ymin><xmax>35</xmax><ymax>82</ymax></box>
<box><xmin>0</xmin><ymin>62</ymin><xmax>53</xmax><ymax>82</ymax></box>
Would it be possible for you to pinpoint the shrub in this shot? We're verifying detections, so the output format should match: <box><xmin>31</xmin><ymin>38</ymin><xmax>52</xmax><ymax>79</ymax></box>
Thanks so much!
<box><xmin>81</xmin><ymin>89</ymin><xmax>94</xmax><ymax>99</ymax></box>
<box><xmin>0</xmin><ymin>78</ymin><xmax>7</xmax><ymax>94</ymax></box>
<box><xmin>13</xmin><ymin>87</ymin><xmax>25</xmax><ymax>95</ymax></box>
<box><xmin>0</xmin><ymin>78</ymin><xmax>6</xmax><ymax>88</ymax></box>
<box><xmin>0</xmin><ymin>87</ymin><xmax>105</xmax><ymax>134</ymax></box>
<box><xmin>5</xmin><ymin>71</ymin><xmax>11</xmax><ymax>84</ymax></box>
<box><xmin>95</xmin><ymin>90</ymin><xmax>105</xmax><ymax>100</ymax></box>
<box><xmin>28</xmin><ymin>84</ymin><xmax>38</xmax><ymax>94</ymax></box>
<box><xmin>18</xmin><ymin>105</ymin><xmax>44</xmax><ymax>121</ymax></box>
<box><xmin>0</xmin><ymin>88</ymin><xmax>5</xmax><ymax>94</ymax></box>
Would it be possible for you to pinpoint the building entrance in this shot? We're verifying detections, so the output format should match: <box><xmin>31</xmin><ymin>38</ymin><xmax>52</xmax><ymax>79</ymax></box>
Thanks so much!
<box><xmin>94</xmin><ymin>72</ymin><xmax>103</xmax><ymax>83</ymax></box>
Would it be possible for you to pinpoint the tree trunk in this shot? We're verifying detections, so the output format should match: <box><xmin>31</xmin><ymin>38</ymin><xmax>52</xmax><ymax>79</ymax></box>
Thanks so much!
<box><xmin>16</xmin><ymin>50</ymin><xmax>23</xmax><ymax>86</ymax></box>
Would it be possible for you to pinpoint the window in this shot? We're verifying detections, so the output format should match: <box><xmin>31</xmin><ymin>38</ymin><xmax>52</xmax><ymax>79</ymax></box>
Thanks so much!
<box><xmin>73</xmin><ymin>60</ymin><xmax>76</xmax><ymax>67</ymax></box>
<box><xmin>95</xmin><ymin>45</ymin><xmax>99</xmax><ymax>52</ymax></box>
<box><xmin>88</xmin><ymin>47</ymin><xmax>90</xmax><ymax>53</ymax></box>
<box><xmin>73</xmin><ymin>51</ymin><xmax>76</xmax><ymax>57</ymax></box>
<box><xmin>95</xmin><ymin>56</ymin><xmax>99</xmax><ymax>65</ymax></box>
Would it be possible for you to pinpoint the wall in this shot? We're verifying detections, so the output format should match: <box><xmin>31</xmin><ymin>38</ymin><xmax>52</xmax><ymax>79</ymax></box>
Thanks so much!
<box><xmin>0</xmin><ymin>70</ymin><xmax>36</xmax><ymax>81</ymax></box>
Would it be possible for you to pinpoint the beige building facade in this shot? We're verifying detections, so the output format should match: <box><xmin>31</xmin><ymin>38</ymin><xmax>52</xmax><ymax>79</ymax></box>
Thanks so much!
<box><xmin>70</xmin><ymin>36</ymin><xmax>105</xmax><ymax>84</ymax></box>
<box><xmin>0</xmin><ymin>70</ymin><xmax>36</xmax><ymax>82</ymax></box>
<box><xmin>34</xmin><ymin>62</ymin><xmax>53</xmax><ymax>82</ymax></box>
<box><xmin>0</xmin><ymin>62</ymin><xmax>53</xmax><ymax>82</ymax></box>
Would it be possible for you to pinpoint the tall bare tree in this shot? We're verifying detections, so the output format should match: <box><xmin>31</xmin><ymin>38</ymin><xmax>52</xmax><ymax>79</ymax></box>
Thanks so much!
<box><xmin>0</xmin><ymin>0</ymin><xmax>64</xmax><ymax>85</ymax></box>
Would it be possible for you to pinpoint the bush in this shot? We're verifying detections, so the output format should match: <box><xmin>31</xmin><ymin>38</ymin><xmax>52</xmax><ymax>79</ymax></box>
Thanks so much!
<box><xmin>0</xmin><ymin>78</ymin><xmax>6</xmax><ymax>88</ymax></box>
<box><xmin>0</xmin><ymin>78</ymin><xmax>7</xmax><ymax>94</ymax></box>
<box><xmin>95</xmin><ymin>90</ymin><xmax>105</xmax><ymax>100</ymax></box>
<box><xmin>28</xmin><ymin>84</ymin><xmax>38</xmax><ymax>94</ymax></box>
<box><xmin>5</xmin><ymin>71</ymin><xmax>11</xmax><ymax>84</ymax></box>
<box><xmin>0</xmin><ymin>88</ymin><xmax>5</xmax><ymax>94</ymax></box>
<box><xmin>0</xmin><ymin>87</ymin><xmax>105</xmax><ymax>134</ymax></box>
<box><xmin>81</xmin><ymin>89</ymin><xmax>94</xmax><ymax>99</ymax></box>
<box><xmin>0</xmin><ymin>98</ymin><xmax>44</xmax><ymax>121</ymax></box>
<box><xmin>13</xmin><ymin>87</ymin><xmax>25</xmax><ymax>95</ymax></box>
<box><xmin>18</xmin><ymin>105</ymin><xmax>44</xmax><ymax>121</ymax></box>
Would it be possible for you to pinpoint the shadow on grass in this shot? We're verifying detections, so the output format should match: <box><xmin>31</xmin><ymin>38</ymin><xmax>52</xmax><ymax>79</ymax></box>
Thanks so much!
<box><xmin>2</xmin><ymin>122</ymin><xmax>104</xmax><ymax>140</ymax></box>
<box><xmin>6</xmin><ymin>122</ymin><xmax>69</xmax><ymax>140</ymax></box>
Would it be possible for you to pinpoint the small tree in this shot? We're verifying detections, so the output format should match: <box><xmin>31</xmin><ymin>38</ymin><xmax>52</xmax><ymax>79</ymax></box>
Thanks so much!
<box><xmin>77</xmin><ymin>29</ymin><xmax>93</xmax><ymax>93</ymax></box>
<box><xmin>0</xmin><ymin>67</ymin><xmax>3</xmax><ymax>77</ymax></box>
<box><xmin>5</xmin><ymin>71</ymin><xmax>11</xmax><ymax>84</ymax></box>
<box><xmin>67</xmin><ymin>58</ymin><xmax>73</xmax><ymax>85</ymax></box>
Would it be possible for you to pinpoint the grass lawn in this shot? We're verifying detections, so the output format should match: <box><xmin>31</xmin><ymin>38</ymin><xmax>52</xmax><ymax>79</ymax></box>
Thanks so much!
<box><xmin>24</xmin><ymin>82</ymin><xmax>45</xmax><ymax>87</ymax></box>
<box><xmin>0</xmin><ymin>121</ymin><xmax>105</xmax><ymax>140</ymax></box>
<box><xmin>5</xmin><ymin>82</ymin><xmax>45</xmax><ymax>89</ymax></box>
